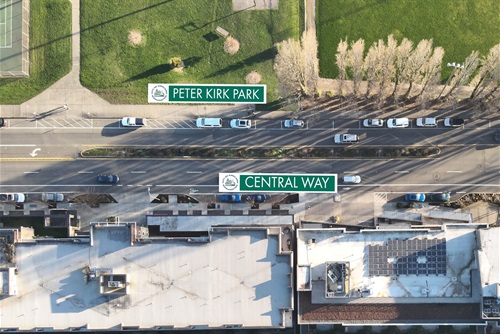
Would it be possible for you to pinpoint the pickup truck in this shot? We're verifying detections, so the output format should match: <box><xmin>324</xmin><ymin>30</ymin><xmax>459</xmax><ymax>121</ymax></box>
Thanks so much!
<box><xmin>121</xmin><ymin>117</ymin><xmax>146</xmax><ymax>127</ymax></box>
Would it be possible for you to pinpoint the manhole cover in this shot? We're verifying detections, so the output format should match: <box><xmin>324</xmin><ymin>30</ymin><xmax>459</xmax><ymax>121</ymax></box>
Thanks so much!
<box><xmin>433</xmin><ymin>172</ymin><xmax>440</xmax><ymax>180</ymax></box>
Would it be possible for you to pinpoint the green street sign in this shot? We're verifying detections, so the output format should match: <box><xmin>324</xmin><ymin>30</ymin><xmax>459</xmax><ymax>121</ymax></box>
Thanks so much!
<box><xmin>219</xmin><ymin>173</ymin><xmax>338</xmax><ymax>193</ymax></box>
<box><xmin>148</xmin><ymin>84</ymin><xmax>266</xmax><ymax>104</ymax></box>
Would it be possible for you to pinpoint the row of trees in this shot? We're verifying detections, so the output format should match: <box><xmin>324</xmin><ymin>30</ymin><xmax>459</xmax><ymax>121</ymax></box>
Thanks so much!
<box><xmin>274</xmin><ymin>31</ymin><xmax>500</xmax><ymax>107</ymax></box>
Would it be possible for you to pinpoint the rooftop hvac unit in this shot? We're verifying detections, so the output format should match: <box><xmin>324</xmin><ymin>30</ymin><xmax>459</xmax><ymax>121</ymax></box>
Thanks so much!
<box><xmin>108</xmin><ymin>281</ymin><xmax>123</xmax><ymax>288</ymax></box>
<box><xmin>421</xmin><ymin>288</ymin><xmax>429</xmax><ymax>294</ymax></box>
<box><xmin>484</xmin><ymin>308</ymin><xmax>492</xmax><ymax>313</ymax></box>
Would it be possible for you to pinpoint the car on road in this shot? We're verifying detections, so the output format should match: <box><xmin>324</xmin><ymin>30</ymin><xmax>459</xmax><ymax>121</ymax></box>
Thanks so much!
<box><xmin>494</xmin><ymin>130</ymin><xmax>500</xmax><ymax>142</ymax></box>
<box><xmin>230</xmin><ymin>119</ymin><xmax>251</xmax><ymax>129</ymax></box>
<box><xmin>342</xmin><ymin>175</ymin><xmax>361</xmax><ymax>184</ymax></box>
<box><xmin>121</xmin><ymin>117</ymin><xmax>146</xmax><ymax>127</ymax></box>
<box><xmin>220</xmin><ymin>194</ymin><xmax>241</xmax><ymax>203</ymax></box>
<box><xmin>404</xmin><ymin>193</ymin><xmax>426</xmax><ymax>202</ymax></box>
<box><xmin>387</xmin><ymin>118</ymin><xmax>409</xmax><ymax>128</ymax></box>
<box><xmin>196</xmin><ymin>118</ymin><xmax>222</xmax><ymax>128</ymax></box>
<box><xmin>363</xmin><ymin>119</ymin><xmax>384</xmax><ymax>127</ymax></box>
<box><xmin>429</xmin><ymin>193</ymin><xmax>451</xmax><ymax>202</ymax></box>
<box><xmin>416</xmin><ymin>117</ymin><xmax>437</xmax><ymax>127</ymax></box>
<box><xmin>0</xmin><ymin>118</ymin><xmax>5</xmax><ymax>128</ymax></box>
<box><xmin>42</xmin><ymin>193</ymin><xmax>65</xmax><ymax>202</ymax></box>
<box><xmin>444</xmin><ymin>118</ymin><xmax>465</xmax><ymax>127</ymax></box>
<box><xmin>334</xmin><ymin>134</ymin><xmax>359</xmax><ymax>144</ymax></box>
<box><xmin>284</xmin><ymin>119</ymin><xmax>305</xmax><ymax>128</ymax></box>
<box><xmin>1</xmin><ymin>193</ymin><xmax>25</xmax><ymax>203</ymax></box>
<box><xmin>97</xmin><ymin>174</ymin><xmax>119</xmax><ymax>184</ymax></box>
<box><xmin>248</xmin><ymin>194</ymin><xmax>267</xmax><ymax>203</ymax></box>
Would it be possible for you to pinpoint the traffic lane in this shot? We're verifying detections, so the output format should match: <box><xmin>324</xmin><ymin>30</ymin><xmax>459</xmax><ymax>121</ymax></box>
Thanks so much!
<box><xmin>0</xmin><ymin>152</ymin><xmax>498</xmax><ymax>193</ymax></box>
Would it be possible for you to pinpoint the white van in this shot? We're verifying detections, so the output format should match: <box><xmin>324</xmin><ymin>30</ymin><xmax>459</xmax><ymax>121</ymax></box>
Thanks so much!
<box><xmin>342</xmin><ymin>175</ymin><xmax>361</xmax><ymax>184</ymax></box>
<box><xmin>196</xmin><ymin>118</ymin><xmax>222</xmax><ymax>128</ymax></box>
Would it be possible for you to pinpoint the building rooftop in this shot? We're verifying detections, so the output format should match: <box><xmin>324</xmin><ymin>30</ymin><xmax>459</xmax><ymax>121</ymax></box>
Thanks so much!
<box><xmin>296</xmin><ymin>224</ymin><xmax>485</xmax><ymax>324</ymax></box>
<box><xmin>1</xmin><ymin>224</ymin><xmax>293</xmax><ymax>331</ymax></box>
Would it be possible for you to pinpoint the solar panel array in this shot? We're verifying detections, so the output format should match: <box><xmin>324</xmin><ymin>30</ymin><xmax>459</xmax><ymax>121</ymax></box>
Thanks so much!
<box><xmin>368</xmin><ymin>238</ymin><xmax>447</xmax><ymax>277</ymax></box>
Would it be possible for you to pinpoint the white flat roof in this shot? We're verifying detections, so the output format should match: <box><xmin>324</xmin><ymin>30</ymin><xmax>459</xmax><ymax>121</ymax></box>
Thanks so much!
<box><xmin>477</xmin><ymin>228</ymin><xmax>500</xmax><ymax>297</ymax></box>
<box><xmin>297</xmin><ymin>225</ymin><xmax>481</xmax><ymax>302</ymax></box>
<box><xmin>1</xmin><ymin>226</ymin><xmax>293</xmax><ymax>331</ymax></box>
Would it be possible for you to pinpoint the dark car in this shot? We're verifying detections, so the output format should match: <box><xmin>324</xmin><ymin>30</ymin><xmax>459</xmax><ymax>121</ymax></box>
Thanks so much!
<box><xmin>444</xmin><ymin>118</ymin><xmax>465</xmax><ymax>127</ymax></box>
<box><xmin>97</xmin><ymin>174</ymin><xmax>119</xmax><ymax>184</ymax></box>
<box><xmin>0</xmin><ymin>118</ymin><xmax>5</xmax><ymax>127</ymax></box>
<box><xmin>220</xmin><ymin>194</ymin><xmax>241</xmax><ymax>203</ymax></box>
<box><xmin>404</xmin><ymin>193</ymin><xmax>426</xmax><ymax>202</ymax></box>
<box><xmin>430</xmin><ymin>193</ymin><xmax>451</xmax><ymax>202</ymax></box>
<box><xmin>495</xmin><ymin>130</ymin><xmax>500</xmax><ymax>142</ymax></box>
<box><xmin>248</xmin><ymin>194</ymin><xmax>267</xmax><ymax>203</ymax></box>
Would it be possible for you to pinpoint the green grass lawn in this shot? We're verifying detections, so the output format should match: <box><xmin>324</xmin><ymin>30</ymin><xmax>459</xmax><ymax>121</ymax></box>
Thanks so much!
<box><xmin>317</xmin><ymin>0</ymin><xmax>500</xmax><ymax>80</ymax></box>
<box><xmin>80</xmin><ymin>0</ymin><xmax>299</xmax><ymax>106</ymax></box>
<box><xmin>0</xmin><ymin>0</ymin><xmax>71</xmax><ymax>104</ymax></box>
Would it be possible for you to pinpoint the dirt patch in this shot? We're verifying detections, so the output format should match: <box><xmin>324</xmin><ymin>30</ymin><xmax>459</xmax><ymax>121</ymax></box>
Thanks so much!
<box><xmin>128</xmin><ymin>30</ymin><xmax>143</xmax><ymax>46</ymax></box>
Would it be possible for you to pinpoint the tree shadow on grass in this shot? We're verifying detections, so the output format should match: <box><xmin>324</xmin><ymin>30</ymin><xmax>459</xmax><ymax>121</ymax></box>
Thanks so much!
<box><xmin>123</xmin><ymin>64</ymin><xmax>171</xmax><ymax>83</ymax></box>
<box><xmin>205</xmin><ymin>47</ymin><xmax>276</xmax><ymax>79</ymax></box>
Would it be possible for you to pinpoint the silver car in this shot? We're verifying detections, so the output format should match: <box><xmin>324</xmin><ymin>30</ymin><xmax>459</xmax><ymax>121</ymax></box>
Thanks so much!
<box><xmin>284</xmin><ymin>119</ymin><xmax>305</xmax><ymax>128</ymax></box>
<box><xmin>363</xmin><ymin>119</ymin><xmax>384</xmax><ymax>127</ymax></box>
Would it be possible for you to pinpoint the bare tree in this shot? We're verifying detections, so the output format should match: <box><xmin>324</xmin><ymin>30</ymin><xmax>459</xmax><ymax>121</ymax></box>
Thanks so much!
<box><xmin>363</xmin><ymin>40</ymin><xmax>382</xmax><ymax>98</ymax></box>
<box><xmin>403</xmin><ymin>39</ymin><xmax>433</xmax><ymax>99</ymax></box>
<box><xmin>392</xmin><ymin>38</ymin><xmax>413</xmax><ymax>99</ymax></box>
<box><xmin>470</xmin><ymin>43</ymin><xmax>500</xmax><ymax>100</ymax></box>
<box><xmin>274</xmin><ymin>31</ymin><xmax>319</xmax><ymax>100</ymax></box>
<box><xmin>445</xmin><ymin>50</ymin><xmax>479</xmax><ymax>98</ymax></box>
<box><xmin>347</xmin><ymin>38</ymin><xmax>365</xmax><ymax>96</ymax></box>
<box><xmin>336</xmin><ymin>38</ymin><xmax>349</xmax><ymax>94</ymax></box>
<box><xmin>378</xmin><ymin>34</ymin><xmax>398</xmax><ymax>101</ymax></box>
<box><xmin>416</xmin><ymin>46</ymin><xmax>444</xmax><ymax>98</ymax></box>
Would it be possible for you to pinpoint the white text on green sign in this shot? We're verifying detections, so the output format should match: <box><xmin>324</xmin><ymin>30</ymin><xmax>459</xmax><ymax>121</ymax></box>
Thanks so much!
<box><xmin>148</xmin><ymin>84</ymin><xmax>266</xmax><ymax>104</ymax></box>
<box><xmin>219</xmin><ymin>173</ymin><xmax>338</xmax><ymax>193</ymax></box>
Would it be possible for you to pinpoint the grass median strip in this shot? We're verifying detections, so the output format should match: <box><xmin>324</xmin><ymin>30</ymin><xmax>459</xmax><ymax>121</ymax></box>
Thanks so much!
<box><xmin>81</xmin><ymin>146</ymin><xmax>440</xmax><ymax>159</ymax></box>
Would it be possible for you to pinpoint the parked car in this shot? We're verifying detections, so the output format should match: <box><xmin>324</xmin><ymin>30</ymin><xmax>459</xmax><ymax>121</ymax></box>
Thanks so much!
<box><xmin>42</xmin><ymin>193</ymin><xmax>64</xmax><ymax>202</ymax></box>
<box><xmin>0</xmin><ymin>118</ymin><xmax>5</xmax><ymax>127</ymax></box>
<box><xmin>1</xmin><ymin>193</ymin><xmax>25</xmax><ymax>203</ymax></box>
<box><xmin>334</xmin><ymin>134</ymin><xmax>359</xmax><ymax>144</ymax></box>
<box><xmin>404</xmin><ymin>193</ymin><xmax>426</xmax><ymax>202</ymax></box>
<box><xmin>121</xmin><ymin>117</ymin><xmax>146</xmax><ymax>127</ymax></box>
<box><xmin>248</xmin><ymin>194</ymin><xmax>267</xmax><ymax>203</ymax></box>
<box><xmin>444</xmin><ymin>118</ymin><xmax>464</xmax><ymax>127</ymax></box>
<box><xmin>430</xmin><ymin>193</ymin><xmax>451</xmax><ymax>202</ymax></box>
<box><xmin>363</xmin><ymin>119</ymin><xmax>384</xmax><ymax>127</ymax></box>
<box><xmin>196</xmin><ymin>118</ymin><xmax>222</xmax><ymax>128</ymax></box>
<box><xmin>230</xmin><ymin>119</ymin><xmax>251</xmax><ymax>129</ymax></box>
<box><xmin>220</xmin><ymin>194</ymin><xmax>241</xmax><ymax>203</ymax></box>
<box><xmin>284</xmin><ymin>119</ymin><xmax>305</xmax><ymax>128</ymax></box>
<box><xmin>342</xmin><ymin>175</ymin><xmax>361</xmax><ymax>184</ymax></box>
<box><xmin>387</xmin><ymin>118</ymin><xmax>409</xmax><ymax>128</ymax></box>
<box><xmin>97</xmin><ymin>174</ymin><xmax>119</xmax><ymax>184</ymax></box>
<box><xmin>416</xmin><ymin>117</ymin><xmax>437</xmax><ymax>127</ymax></box>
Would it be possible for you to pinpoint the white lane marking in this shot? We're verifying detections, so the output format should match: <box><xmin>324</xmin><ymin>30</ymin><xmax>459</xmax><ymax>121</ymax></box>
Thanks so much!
<box><xmin>446</xmin><ymin>171</ymin><xmax>463</xmax><ymax>173</ymax></box>
<box><xmin>78</xmin><ymin>171</ymin><xmax>94</xmax><ymax>174</ymax></box>
<box><xmin>344</xmin><ymin>171</ymin><xmax>359</xmax><ymax>174</ymax></box>
<box><xmin>131</xmin><ymin>171</ymin><xmax>146</xmax><ymax>174</ymax></box>
<box><xmin>456</xmin><ymin>191</ymin><xmax>466</xmax><ymax>194</ymax></box>
<box><xmin>23</xmin><ymin>172</ymin><xmax>39</xmax><ymax>174</ymax></box>
<box><xmin>187</xmin><ymin>171</ymin><xmax>202</xmax><ymax>174</ymax></box>
<box><xmin>394</xmin><ymin>171</ymin><xmax>410</xmax><ymax>174</ymax></box>
<box><xmin>0</xmin><ymin>144</ymin><xmax>37</xmax><ymax>147</ymax></box>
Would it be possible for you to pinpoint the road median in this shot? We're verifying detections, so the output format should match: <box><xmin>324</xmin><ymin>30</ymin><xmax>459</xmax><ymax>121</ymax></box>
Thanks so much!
<box><xmin>81</xmin><ymin>146</ymin><xmax>440</xmax><ymax>159</ymax></box>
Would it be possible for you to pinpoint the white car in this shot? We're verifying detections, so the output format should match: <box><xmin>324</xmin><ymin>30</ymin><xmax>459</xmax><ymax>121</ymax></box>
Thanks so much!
<box><xmin>284</xmin><ymin>119</ymin><xmax>305</xmax><ymax>128</ymax></box>
<box><xmin>334</xmin><ymin>134</ymin><xmax>359</xmax><ymax>144</ymax></box>
<box><xmin>363</xmin><ymin>119</ymin><xmax>384</xmax><ymax>127</ymax></box>
<box><xmin>342</xmin><ymin>175</ymin><xmax>361</xmax><ymax>184</ymax></box>
<box><xmin>387</xmin><ymin>118</ymin><xmax>409</xmax><ymax>128</ymax></box>
<box><xmin>2</xmin><ymin>193</ymin><xmax>25</xmax><ymax>203</ymax></box>
<box><xmin>230</xmin><ymin>119</ymin><xmax>251</xmax><ymax>129</ymax></box>
<box><xmin>42</xmin><ymin>193</ymin><xmax>64</xmax><ymax>202</ymax></box>
<box><xmin>416</xmin><ymin>117</ymin><xmax>437</xmax><ymax>127</ymax></box>
<box><xmin>121</xmin><ymin>117</ymin><xmax>146</xmax><ymax>127</ymax></box>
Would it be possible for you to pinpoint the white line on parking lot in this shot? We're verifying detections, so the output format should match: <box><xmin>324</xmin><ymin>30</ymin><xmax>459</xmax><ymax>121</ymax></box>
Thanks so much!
<box><xmin>394</xmin><ymin>171</ymin><xmax>410</xmax><ymax>174</ymax></box>
<box><xmin>343</xmin><ymin>171</ymin><xmax>359</xmax><ymax>174</ymax></box>
<box><xmin>23</xmin><ymin>171</ymin><xmax>39</xmax><ymax>174</ymax></box>
<box><xmin>77</xmin><ymin>171</ymin><xmax>94</xmax><ymax>174</ymax></box>
<box><xmin>187</xmin><ymin>171</ymin><xmax>202</xmax><ymax>174</ymax></box>
<box><xmin>131</xmin><ymin>171</ymin><xmax>146</xmax><ymax>174</ymax></box>
<box><xmin>446</xmin><ymin>171</ymin><xmax>463</xmax><ymax>173</ymax></box>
